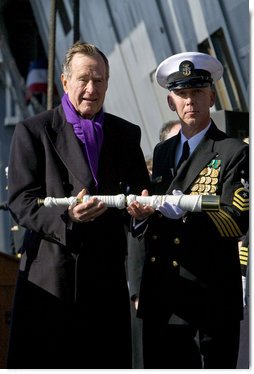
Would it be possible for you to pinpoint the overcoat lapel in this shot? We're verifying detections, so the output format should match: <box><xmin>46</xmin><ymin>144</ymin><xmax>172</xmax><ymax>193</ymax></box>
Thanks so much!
<box><xmin>45</xmin><ymin>106</ymin><xmax>94</xmax><ymax>189</ymax></box>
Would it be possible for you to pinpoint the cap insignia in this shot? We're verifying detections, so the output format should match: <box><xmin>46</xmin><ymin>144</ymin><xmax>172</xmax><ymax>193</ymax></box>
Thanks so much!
<box><xmin>179</xmin><ymin>60</ymin><xmax>194</xmax><ymax>77</ymax></box>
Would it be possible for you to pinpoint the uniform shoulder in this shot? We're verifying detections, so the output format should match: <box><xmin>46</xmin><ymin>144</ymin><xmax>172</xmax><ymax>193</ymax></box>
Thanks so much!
<box><xmin>155</xmin><ymin>134</ymin><xmax>178</xmax><ymax>151</ymax></box>
<box><xmin>216</xmin><ymin>133</ymin><xmax>248</xmax><ymax>148</ymax></box>
<box><xmin>209</xmin><ymin>123</ymin><xmax>248</xmax><ymax>149</ymax></box>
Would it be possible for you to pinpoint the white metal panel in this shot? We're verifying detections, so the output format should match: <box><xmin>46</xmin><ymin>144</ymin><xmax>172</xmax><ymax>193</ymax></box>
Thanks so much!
<box><xmin>29</xmin><ymin>0</ymin><xmax>249</xmax><ymax>156</ymax></box>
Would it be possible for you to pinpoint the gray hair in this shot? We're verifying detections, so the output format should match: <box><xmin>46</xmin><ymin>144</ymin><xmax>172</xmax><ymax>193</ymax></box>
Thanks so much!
<box><xmin>159</xmin><ymin>120</ymin><xmax>181</xmax><ymax>141</ymax></box>
<box><xmin>62</xmin><ymin>41</ymin><xmax>110</xmax><ymax>80</ymax></box>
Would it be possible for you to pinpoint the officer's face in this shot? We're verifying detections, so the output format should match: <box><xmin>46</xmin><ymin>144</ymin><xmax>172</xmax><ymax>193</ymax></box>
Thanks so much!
<box><xmin>61</xmin><ymin>53</ymin><xmax>108</xmax><ymax>119</ymax></box>
<box><xmin>167</xmin><ymin>87</ymin><xmax>215</xmax><ymax>136</ymax></box>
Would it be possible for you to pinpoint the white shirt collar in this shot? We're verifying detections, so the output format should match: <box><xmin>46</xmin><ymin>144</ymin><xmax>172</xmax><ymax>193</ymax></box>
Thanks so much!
<box><xmin>175</xmin><ymin>121</ymin><xmax>211</xmax><ymax>166</ymax></box>
<box><xmin>180</xmin><ymin>120</ymin><xmax>211</xmax><ymax>154</ymax></box>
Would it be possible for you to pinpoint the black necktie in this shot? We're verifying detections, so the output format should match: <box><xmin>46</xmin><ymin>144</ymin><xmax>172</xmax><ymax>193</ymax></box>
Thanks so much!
<box><xmin>176</xmin><ymin>140</ymin><xmax>190</xmax><ymax>170</ymax></box>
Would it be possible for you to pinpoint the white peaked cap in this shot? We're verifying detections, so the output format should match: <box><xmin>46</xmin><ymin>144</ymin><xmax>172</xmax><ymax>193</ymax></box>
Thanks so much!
<box><xmin>156</xmin><ymin>51</ymin><xmax>223</xmax><ymax>90</ymax></box>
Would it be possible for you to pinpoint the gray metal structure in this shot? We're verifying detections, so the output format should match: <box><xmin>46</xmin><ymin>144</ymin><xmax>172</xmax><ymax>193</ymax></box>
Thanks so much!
<box><xmin>0</xmin><ymin>0</ymin><xmax>249</xmax><ymax>254</ymax></box>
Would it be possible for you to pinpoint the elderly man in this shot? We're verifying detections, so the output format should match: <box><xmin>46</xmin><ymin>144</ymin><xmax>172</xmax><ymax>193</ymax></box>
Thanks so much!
<box><xmin>7</xmin><ymin>41</ymin><xmax>150</xmax><ymax>369</ymax></box>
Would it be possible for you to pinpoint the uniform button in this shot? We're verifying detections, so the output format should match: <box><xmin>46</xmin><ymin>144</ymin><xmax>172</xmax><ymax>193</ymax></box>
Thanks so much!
<box><xmin>152</xmin><ymin>235</ymin><xmax>158</xmax><ymax>240</ymax></box>
<box><xmin>172</xmin><ymin>260</ymin><xmax>179</xmax><ymax>267</ymax></box>
<box><xmin>150</xmin><ymin>256</ymin><xmax>156</xmax><ymax>263</ymax></box>
<box><xmin>174</xmin><ymin>237</ymin><xmax>181</xmax><ymax>245</ymax></box>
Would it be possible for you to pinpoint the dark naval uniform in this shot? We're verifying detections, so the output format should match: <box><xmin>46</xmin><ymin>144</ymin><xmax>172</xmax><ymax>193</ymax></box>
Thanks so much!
<box><xmin>137</xmin><ymin>122</ymin><xmax>249</xmax><ymax>368</ymax></box>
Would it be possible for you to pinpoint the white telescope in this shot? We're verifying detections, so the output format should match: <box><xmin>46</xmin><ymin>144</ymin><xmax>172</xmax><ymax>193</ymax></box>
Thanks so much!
<box><xmin>37</xmin><ymin>194</ymin><xmax>220</xmax><ymax>212</ymax></box>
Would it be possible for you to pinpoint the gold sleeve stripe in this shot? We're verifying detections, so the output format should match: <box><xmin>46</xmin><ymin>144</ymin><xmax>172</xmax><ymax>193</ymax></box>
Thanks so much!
<box><xmin>240</xmin><ymin>257</ymin><xmax>248</xmax><ymax>261</ymax></box>
<box><xmin>239</xmin><ymin>251</ymin><xmax>248</xmax><ymax>258</ymax></box>
<box><xmin>215</xmin><ymin>212</ymin><xmax>236</xmax><ymax>236</ymax></box>
<box><xmin>207</xmin><ymin>210</ymin><xmax>242</xmax><ymax>237</ymax></box>
<box><xmin>239</xmin><ymin>256</ymin><xmax>248</xmax><ymax>265</ymax></box>
<box><xmin>239</xmin><ymin>254</ymin><xmax>248</xmax><ymax>261</ymax></box>
<box><xmin>218</xmin><ymin>210</ymin><xmax>242</xmax><ymax>236</ymax></box>
<box><xmin>239</xmin><ymin>243</ymin><xmax>249</xmax><ymax>265</ymax></box>
<box><xmin>208</xmin><ymin>211</ymin><xmax>238</xmax><ymax>237</ymax></box>
<box><xmin>240</xmin><ymin>260</ymin><xmax>248</xmax><ymax>265</ymax></box>
<box><xmin>207</xmin><ymin>212</ymin><xmax>227</xmax><ymax>237</ymax></box>
<box><xmin>239</xmin><ymin>247</ymin><xmax>248</xmax><ymax>262</ymax></box>
<box><xmin>239</xmin><ymin>246</ymin><xmax>248</xmax><ymax>254</ymax></box>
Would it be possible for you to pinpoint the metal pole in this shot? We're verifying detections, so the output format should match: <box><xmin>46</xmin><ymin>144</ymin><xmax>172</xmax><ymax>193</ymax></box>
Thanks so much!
<box><xmin>47</xmin><ymin>0</ymin><xmax>57</xmax><ymax>110</ymax></box>
<box><xmin>73</xmin><ymin>0</ymin><xmax>80</xmax><ymax>43</ymax></box>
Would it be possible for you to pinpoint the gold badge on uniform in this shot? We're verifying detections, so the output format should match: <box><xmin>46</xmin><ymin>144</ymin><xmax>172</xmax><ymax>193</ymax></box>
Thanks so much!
<box><xmin>190</xmin><ymin>159</ymin><xmax>221</xmax><ymax>196</ymax></box>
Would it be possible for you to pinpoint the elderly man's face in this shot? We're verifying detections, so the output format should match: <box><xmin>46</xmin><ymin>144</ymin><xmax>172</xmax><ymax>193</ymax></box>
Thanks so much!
<box><xmin>61</xmin><ymin>53</ymin><xmax>108</xmax><ymax>119</ymax></box>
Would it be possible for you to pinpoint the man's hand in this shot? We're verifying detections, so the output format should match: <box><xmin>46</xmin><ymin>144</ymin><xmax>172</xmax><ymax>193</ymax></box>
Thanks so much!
<box><xmin>157</xmin><ymin>202</ymin><xmax>186</xmax><ymax>219</ymax></box>
<box><xmin>68</xmin><ymin>188</ymin><xmax>107</xmax><ymax>223</ymax></box>
<box><xmin>127</xmin><ymin>189</ymin><xmax>154</xmax><ymax>220</ymax></box>
<box><xmin>157</xmin><ymin>189</ymin><xmax>186</xmax><ymax>219</ymax></box>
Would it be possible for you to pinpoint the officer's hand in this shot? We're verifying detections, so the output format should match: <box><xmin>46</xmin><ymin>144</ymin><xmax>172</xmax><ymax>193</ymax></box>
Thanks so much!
<box><xmin>157</xmin><ymin>189</ymin><xmax>186</xmax><ymax>219</ymax></box>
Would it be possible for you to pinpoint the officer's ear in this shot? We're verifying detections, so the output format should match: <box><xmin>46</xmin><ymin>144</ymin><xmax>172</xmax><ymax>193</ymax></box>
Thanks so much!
<box><xmin>209</xmin><ymin>86</ymin><xmax>216</xmax><ymax>107</ymax></box>
<box><xmin>167</xmin><ymin>94</ymin><xmax>175</xmax><ymax>111</ymax></box>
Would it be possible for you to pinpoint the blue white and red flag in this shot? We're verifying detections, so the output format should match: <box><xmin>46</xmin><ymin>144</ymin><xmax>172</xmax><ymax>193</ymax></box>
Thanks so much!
<box><xmin>26</xmin><ymin>58</ymin><xmax>48</xmax><ymax>99</ymax></box>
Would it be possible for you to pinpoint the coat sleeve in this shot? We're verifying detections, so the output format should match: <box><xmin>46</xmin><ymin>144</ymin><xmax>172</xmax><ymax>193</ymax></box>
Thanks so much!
<box><xmin>7</xmin><ymin>121</ymin><xmax>68</xmax><ymax>246</ymax></box>
<box><xmin>206</xmin><ymin>143</ymin><xmax>249</xmax><ymax>238</ymax></box>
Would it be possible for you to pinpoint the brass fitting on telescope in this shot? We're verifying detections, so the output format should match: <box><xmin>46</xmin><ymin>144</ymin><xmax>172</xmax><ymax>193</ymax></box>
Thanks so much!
<box><xmin>201</xmin><ymin>195</ymin><xmax>220</xmax><ymax>211</ymax></box>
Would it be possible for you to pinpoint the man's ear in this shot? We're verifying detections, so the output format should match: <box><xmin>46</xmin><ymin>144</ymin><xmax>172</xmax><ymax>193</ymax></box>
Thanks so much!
<box><xmin>167</xmin><ymin>94</ymin><xmax>175</xmax><ymax>111</ymax></box>
<box><xmin>209</xmin><ymin>89</ymin><xmax>216</xmax><ymax>107</ymax></box>
<box><xmin>61</xmin><ymin>73</ymin><xmax>68</xmax><ymax>93</ymax></box>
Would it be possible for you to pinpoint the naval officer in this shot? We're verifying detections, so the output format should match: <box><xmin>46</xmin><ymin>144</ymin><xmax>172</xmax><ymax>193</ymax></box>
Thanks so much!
<box><xmin>127</xmin><ymin>51</ymin><xmax>249</xmax><ymax>368</ymax></box>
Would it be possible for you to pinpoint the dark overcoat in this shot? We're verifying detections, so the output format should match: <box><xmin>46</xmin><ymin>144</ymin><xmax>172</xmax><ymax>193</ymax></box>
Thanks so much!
<box><xmin>137</xmin><ymin>122</ymin><xmax>249</xmax><ymax>331</ymax></box>
<box><xmin>7</xmin><ymin>105</ymin><xmax>150</xmax><ymax>369</ymax></box>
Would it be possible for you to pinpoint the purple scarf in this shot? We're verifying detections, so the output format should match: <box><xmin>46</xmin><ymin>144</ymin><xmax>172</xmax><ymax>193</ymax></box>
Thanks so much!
<box><xmin>61</xmin><ymin>93</ymin><xmax>104</xmax><ymax>189</ymax></box>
